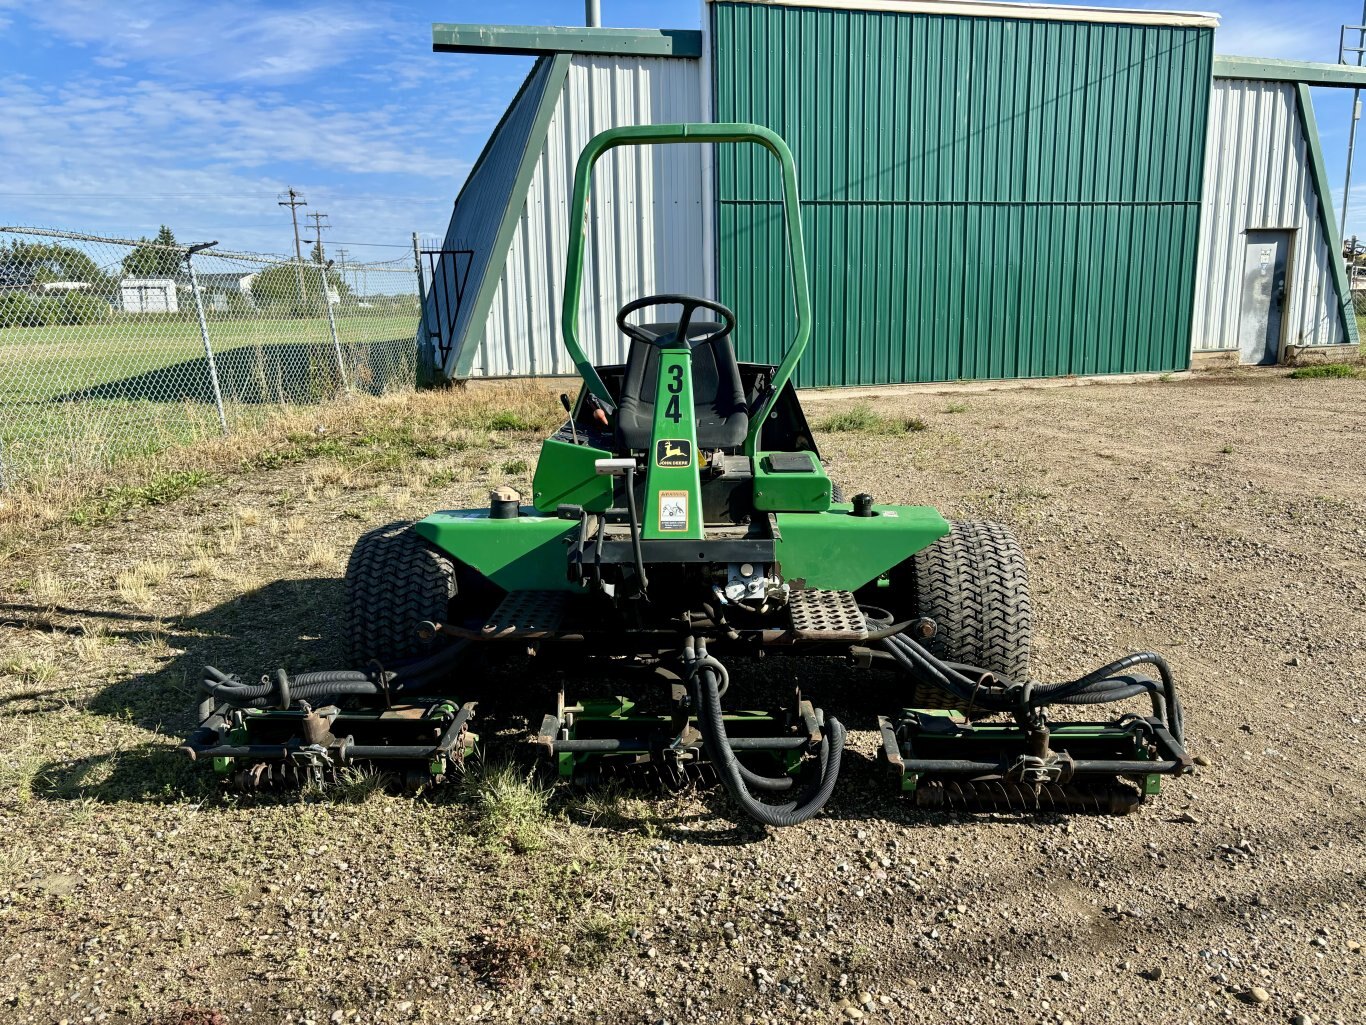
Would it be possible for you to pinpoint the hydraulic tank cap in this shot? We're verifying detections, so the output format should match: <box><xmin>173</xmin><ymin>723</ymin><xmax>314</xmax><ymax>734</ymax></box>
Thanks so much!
<box><xmin>851</xmin><ymin>493</ymin><xmax>876</xmax><ymax>517</ymax></box>
<box><xmin>489</xmin><ymin>485</ymin><xmax>521</xmax><ymax>519</ymax></box>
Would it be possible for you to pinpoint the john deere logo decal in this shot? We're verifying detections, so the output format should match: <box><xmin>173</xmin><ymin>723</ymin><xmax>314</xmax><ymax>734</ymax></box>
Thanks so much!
<box><xmin>655</xmin><ymin>439</ymin><xmax>692</xmax><ymax>468</ymax></box>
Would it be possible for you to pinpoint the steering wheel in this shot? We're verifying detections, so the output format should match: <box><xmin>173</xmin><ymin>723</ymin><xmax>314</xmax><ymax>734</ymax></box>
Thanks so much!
<box><xmin>616</xmin><ymin>293</ymin><xmax>736</xmax><ymax>349</ymax></box>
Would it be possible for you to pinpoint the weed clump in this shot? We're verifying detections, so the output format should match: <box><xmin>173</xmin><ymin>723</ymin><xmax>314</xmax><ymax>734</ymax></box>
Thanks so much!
<box><xmin>817</xmin><ymin>404</ymin><xmax>928</xmax><ymax>435</ymax></box>
<box><xmin>1288</xmin><ymin>363</ymin><xmax>1359</xmax><ymax>379</ymax></box>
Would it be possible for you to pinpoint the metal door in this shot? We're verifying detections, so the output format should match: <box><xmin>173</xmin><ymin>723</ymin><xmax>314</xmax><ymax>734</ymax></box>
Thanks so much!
<box><xmin>1238</xmin><ymin>230</ymin><xmax>1292</xmax><ymax>365</ymax></box>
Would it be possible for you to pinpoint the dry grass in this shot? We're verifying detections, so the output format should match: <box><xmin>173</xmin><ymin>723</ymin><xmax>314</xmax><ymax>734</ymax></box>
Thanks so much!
<box><xmin>115</xmin><ymin>560</ymin><xmax>174</xmax><ymax>610</ymax></box>
<box><xmin>303</xmin><ymin>541</ymin><xmax>340</xmax><ymax>571</ymax></box>
<box><xmin>0</xmin><ymin>381</ymin><xmax>565</xmax><ymax>567</ymax></box>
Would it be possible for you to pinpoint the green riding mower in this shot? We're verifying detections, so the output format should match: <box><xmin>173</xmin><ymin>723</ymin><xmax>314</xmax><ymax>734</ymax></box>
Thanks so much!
<box><xmin>182</xmin><ymin>124</ymin><xmax>1192</xmax><ymax>824</ymax></box>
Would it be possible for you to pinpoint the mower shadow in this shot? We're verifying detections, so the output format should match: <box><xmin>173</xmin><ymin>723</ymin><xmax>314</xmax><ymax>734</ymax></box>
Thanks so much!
<box><xmin>13</xmin><ymin>576</ymin><xmax>349</xmax><ymax>804</ymax></box>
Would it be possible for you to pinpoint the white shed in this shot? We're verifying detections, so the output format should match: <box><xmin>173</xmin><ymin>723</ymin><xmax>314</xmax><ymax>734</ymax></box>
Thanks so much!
<box><xmin>120</xmin><ymin>278</ymin><xmax>179</xmax><ymax>314</ymax></box>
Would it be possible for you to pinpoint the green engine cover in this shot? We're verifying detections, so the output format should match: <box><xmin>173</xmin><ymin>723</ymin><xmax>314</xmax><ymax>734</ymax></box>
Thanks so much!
<box><xmin>413</xmin><ymin>510</ymin><xmax>576</xmax><ymax>591</ymax></box>
<box><xmin>774</xmin><ymin>504</ymin><xmax>950</xmax><ymax>591</ymax></box>
<box><xmin>531</xmin><ymin>438</ymin><xmax>613</xmax><ymax>515</ymax></box>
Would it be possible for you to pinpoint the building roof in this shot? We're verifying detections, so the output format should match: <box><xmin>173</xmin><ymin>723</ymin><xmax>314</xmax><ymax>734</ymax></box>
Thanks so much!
<box><xmin>703</xmin><ymin>0</ymin><xmax>1218</xmax><ymax>28</ymax></box>
<box><xmin>432</xmin><ymin>24</ymin><xmax>702</xmax><ymax>58</ymax></box>
<box><xmin>1213</xmin><ymin>56</ymin><xmax>1366</xmax><ymax>87</ymax></box>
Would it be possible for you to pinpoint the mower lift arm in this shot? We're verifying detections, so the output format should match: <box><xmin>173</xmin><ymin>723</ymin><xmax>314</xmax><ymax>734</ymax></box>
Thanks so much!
<box><xmin>561</xmin><ymin>122</ymin><xmax>812</xmax><ymax>456</ymax></box>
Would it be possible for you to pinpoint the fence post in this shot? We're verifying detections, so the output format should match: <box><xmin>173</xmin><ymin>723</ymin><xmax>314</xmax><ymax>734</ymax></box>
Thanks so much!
<box><xmin>319</xmin><ymin>260</ymin><xmax>348</xmax><ymax>391</ymax></box>
<box><xmin>185</xmin><ymin>243</ymin><xmax>229</xmax><ymax>435</ymax></box>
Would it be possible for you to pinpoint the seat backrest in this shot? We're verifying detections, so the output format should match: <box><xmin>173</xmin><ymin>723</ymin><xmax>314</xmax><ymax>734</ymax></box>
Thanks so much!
<box><xmin>615</xmin><ymin>321</ymin><xmax>748</xmax><ymax>450</ymax></box>
<box><xmin>622</xmin><ymin>322</ymin><xmax>748</xmax><ymax>415</ymax></box>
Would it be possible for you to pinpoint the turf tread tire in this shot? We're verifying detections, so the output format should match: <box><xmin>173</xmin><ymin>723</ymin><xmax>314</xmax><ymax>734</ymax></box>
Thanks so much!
<box><xmin>345</xmin><ymin>521</ymin><xmax>456</xmax><ymax>666</ymax></box>
<box><xmin>911</xmin><ymin>520</ymin><xmax>1032</xmax><ymax>694</ymax></box>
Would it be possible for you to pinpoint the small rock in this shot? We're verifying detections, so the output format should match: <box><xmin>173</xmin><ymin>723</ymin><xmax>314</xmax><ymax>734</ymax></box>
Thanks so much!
<box><xmin>857</xmin><ymin>991</ymin><xmax>872</xmax><ymax>1005</ymax></box>
<box><xmin>1291</xmin><ymin>1014</ymin><xmax>1312</xmax><ymax>1025</ymax></box>
<box><xmin>1245</xmin><ymin>986</ymin><xmax>1271</xmax><ymax>1004</ymax></box>
<box><xmin>842</xmin><ymin>1007</ymin><xmax>864</xmax><ymax>1021</ymax></box>
<box><xmin>394</xmin><ymin>1003</ymin><xmax>413</xmax><ymax>1013</ymax></box>
<box><xmin>1173</xmin><ymin>812</ymin><xmax>1202</xmax><ymax>825</ymax></box>
<box><xmin>1145</xmin><ymin>967</ymin><xmax>1164</xmax><ymax>982</ymax></box>
<box><xmin>330</xmin><ymin>1012</ymin><xmax>344</xmax><ymax>1024</ymax></box>
<box><xmin>1193</xmin><ymin>754</ymin><xmax>1212</xmax><ymax>767</ymax></box>
<box><xmin>1347</xmin><ymin>941</ymin><xmax>1361</xmax><ymax>953</ymax></box>
<box><xmin>1053</xmin><ymin>971</ymin><xmax>1069</xmax><ymax>983</ymax></box>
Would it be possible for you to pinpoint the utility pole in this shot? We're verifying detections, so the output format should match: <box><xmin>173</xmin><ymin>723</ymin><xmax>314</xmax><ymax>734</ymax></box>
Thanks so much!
<box><xmin>1339</xmin><ymin>8</ymin><xmax>1366</xmax><ymax>244</ymax></box>
<box><xmin>278</xmin><ymin>187</ymin><xmax>308</xmax><ymax>302</ymax></box>
<box><xmin>586</xmin><ymin>0</ymin><xmax>600</xmax><ymax>27</ymax></box>
<box><xmin>334</xmin><ymin>246</ymin><xmax>349</xmax><ymax>296</ymax></box>
<box><xmin>307</xmin><ymin>211</ymin><xmax>330</xmax><ymax>263</ymax></box>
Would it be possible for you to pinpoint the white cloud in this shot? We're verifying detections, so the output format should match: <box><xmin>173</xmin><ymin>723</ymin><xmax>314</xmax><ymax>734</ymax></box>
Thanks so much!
<box><xmin>21</xmin><ymin>1</ymin><xmax>393</xmax><ymax>84</ymax></box>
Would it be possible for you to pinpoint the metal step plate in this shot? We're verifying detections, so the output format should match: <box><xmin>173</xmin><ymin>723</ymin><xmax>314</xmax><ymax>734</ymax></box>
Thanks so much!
<box><xmin>482</xmin><ymin>590</ymin><xmax>568</xmax><ymax>637</ymax></box>
<box><xmin>787</xmin><ymin>589</ymin><xmax>868</xmax><ymax>642</ymax></box>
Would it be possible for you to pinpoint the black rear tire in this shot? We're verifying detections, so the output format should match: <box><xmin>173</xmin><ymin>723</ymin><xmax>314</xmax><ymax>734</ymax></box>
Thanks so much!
<box><xmin>908</xmin><ymin>520</ymin><xmax>1032</xmax><ymax>704</ymax></box>
<box><xmin>345</xmin><ymin>521</ymin><xmax>456</xmax><ymax>665</ymax></box>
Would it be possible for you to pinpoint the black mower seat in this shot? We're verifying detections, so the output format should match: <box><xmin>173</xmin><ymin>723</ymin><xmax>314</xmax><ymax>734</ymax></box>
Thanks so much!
<box><xmin>615</xmin><ymin>321</ymin><xmax>749</xmax><ymax>451</ymax></box>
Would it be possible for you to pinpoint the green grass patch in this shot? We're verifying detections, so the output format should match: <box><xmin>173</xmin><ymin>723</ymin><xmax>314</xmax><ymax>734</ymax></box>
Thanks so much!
<box><xmin>70</xmin><ymin>469</ymin><xmax>221</xmax><ymax>523</ymax></box>
<box><xmin>458</xmin><ymin>757</ymin><xmax>551</xmax><ymax>853</ymax></box>
<box><xmin>1288</xmin><ymin>362</ymin><xmax>1360</xmax><ymax>379</ymax></box>
<box><xmin>816</xmin><ymin>404</ymin><xmax>928</xmax><ymax>435</ymax></box>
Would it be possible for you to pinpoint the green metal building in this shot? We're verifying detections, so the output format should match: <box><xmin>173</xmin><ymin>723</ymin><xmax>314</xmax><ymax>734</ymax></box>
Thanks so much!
<box><xmin>426</xmin><ymin>1</ymin><xmax>1361</xmax><ymax>386</ymax></box>
<box><xmin>710</xmin><ymin>1</ymin><xmax>1214</xmax><ymax>386</ymax></box>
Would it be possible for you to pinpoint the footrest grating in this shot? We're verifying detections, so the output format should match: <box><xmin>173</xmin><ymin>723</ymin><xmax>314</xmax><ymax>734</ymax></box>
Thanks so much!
<box><xmin>787</xmin><ymin>589</ymin><xmax>868</xmax><ymax>641</ymax></box>
<box><xmin>482</xmin><ymin>591</ymin><xmax>568</xmax><ymax>637</ymax></box>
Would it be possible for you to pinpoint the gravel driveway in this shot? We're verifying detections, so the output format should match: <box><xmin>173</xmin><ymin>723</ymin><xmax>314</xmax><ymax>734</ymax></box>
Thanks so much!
<box><xmin>0</xmin><ymin>370</ymin><xmax>1362</xmax><ymax>1025</ymax></box>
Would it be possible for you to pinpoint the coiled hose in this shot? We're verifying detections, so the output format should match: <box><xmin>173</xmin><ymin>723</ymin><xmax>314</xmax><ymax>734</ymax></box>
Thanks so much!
<box><xmin>202</xmin><ymin>639</ymin><xmax>468</xmax><ymax>710</ymax></box>
<box><xmin>688</xmin><ymin>639</ymin><xmax>845</xmax><ymax>826</ymax></box>
<box><xmin>881</xmin><ymin>633</ymin><xmax>1184</xmax><ymax>743</ymax></box>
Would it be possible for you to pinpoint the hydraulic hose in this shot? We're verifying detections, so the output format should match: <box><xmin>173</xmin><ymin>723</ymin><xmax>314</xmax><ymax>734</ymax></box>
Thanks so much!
<box><xmin>881</xmin><ymin>634</ymin><xmax>1184</xmax><ymax>742</ymax></box>
<box><xmin>202</xmin><ymin>638</ymin><xmax>470</xmax><ymax>710</ymax></box>
<box><xmin>689</xmin><ymin>642</ymin><xmax>844</xmax><ymax>826</ymax></box>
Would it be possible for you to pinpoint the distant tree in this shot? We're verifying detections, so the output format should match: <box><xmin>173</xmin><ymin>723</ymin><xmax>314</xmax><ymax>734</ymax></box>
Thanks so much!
<box><xmin>310</xmin><ymin>240</ymin><xmax>325</xmax><ymax>264</ymax></box>
<box><xmin>122</xmin><ymin>225</ymin><xmax>182</xmax><ymax>278</ymax></box>
<box><xmin>250</xmin><ymin>261</ymin><xmax>351</xmax><ymax>315</ymax></box>
<box><xmin>0</xmin><ymin>240</ymin><xmax>110</xmax><ymax>288</ymax></box>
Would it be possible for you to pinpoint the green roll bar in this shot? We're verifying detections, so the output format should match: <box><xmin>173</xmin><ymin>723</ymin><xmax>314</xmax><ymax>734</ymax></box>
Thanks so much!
<box><xmin>560</xmin><ymin>122</ymin><xmax>811</xmax><ymax>455</ymax></box>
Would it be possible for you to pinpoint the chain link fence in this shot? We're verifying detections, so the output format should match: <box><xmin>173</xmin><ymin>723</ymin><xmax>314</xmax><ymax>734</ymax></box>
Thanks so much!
<box><xmin>0</xmin><ymin>227</ymin><xmax>421</xmax><ymax>488</ymax></box>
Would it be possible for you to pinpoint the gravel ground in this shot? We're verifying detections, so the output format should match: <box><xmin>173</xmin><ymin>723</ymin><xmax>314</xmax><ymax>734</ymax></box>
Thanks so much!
<box><xmin>1</xmin><ymin>370</ymin><xmax>1363</xmax><ymax>1025</ymax></box>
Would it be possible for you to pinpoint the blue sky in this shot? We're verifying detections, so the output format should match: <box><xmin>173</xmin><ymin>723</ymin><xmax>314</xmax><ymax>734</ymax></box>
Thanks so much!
<box><xmin>2</xmin><ymin>0</ymin><xmax>1365</xmax><ymax>258</ymax></box>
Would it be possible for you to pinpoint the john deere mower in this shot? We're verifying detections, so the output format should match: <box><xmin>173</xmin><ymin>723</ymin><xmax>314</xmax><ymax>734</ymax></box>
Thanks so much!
<box><xmin>181</xmin><ymin>124</ymin><xmax>1192</xmax><ymax>823</ymax></box>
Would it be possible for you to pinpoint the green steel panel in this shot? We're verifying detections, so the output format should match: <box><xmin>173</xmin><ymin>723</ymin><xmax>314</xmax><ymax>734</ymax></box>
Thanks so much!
<box><xmin>711</xmin><ymin>2</ymin><xmax>1214</xmax><ymax>386</ymax></box>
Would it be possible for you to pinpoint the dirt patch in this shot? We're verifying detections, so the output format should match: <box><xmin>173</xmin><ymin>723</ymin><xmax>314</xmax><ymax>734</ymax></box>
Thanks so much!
<box><xmin>2</xmin><ymin>370</ymin><xmax>1364</xmax><ymax>1024</ymax></box>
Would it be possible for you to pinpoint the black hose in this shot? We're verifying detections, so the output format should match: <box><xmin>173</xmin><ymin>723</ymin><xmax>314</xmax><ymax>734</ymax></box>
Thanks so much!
<box><xmin>202</xmin><ymin>638</ymin><xmax>471</xmax><ymax>710</ymax></box>
<box><xmin>881</xmin><ymin>635</ymin><xmax>1185</xmax><ymax>742</ymax></box>
<box><xmin>690</xmin><ymin>645</ymin><xmax>844</xmax><ymax>827</ymax></box>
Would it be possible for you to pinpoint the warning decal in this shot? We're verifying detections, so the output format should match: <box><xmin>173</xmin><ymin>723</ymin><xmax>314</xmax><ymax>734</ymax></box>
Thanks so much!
<box><xmin>657</xmin><ymin>490</ymin><xmax>689</xmax><ymax>532</ymax></box>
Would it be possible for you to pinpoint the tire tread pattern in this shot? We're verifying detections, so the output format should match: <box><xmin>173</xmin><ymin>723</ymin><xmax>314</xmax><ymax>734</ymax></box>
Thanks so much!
<box><xmin>345</xmin><ymin>521</ymin><xmax>456</xmax><ymax>666</ymax></box>
<box><xmin>909</xmin><ymin>520</ymin><xmax>1032</xmax><ymax>706</ymax></box>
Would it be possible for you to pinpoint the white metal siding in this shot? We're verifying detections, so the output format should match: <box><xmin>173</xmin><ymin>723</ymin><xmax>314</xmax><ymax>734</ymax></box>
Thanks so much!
<box><xmin>1191</xmin><ymin>79</ymin><xmax>1347</xmax><ymax>353</ymax></box>
<box><xmin>469</xmin><ymin>55</ymin><xmax>704</xmax><ymax>376</ymax></box>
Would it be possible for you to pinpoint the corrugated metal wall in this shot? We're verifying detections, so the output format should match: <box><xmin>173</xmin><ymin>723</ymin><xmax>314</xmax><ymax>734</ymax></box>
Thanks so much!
<box><xmin>1191</xmin><ymin>79</ymin><xmax>1347</xmax><ymax>352</ymax></box>
<box><xmin>711</xmin><ymin>2</ymin><xmax>1214</xmax><ymax>387</ymax></box>
<box><xmin>467</xmin><ymin>55</ymin><xmax>704</xmax><ymax>376</ymax></box>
